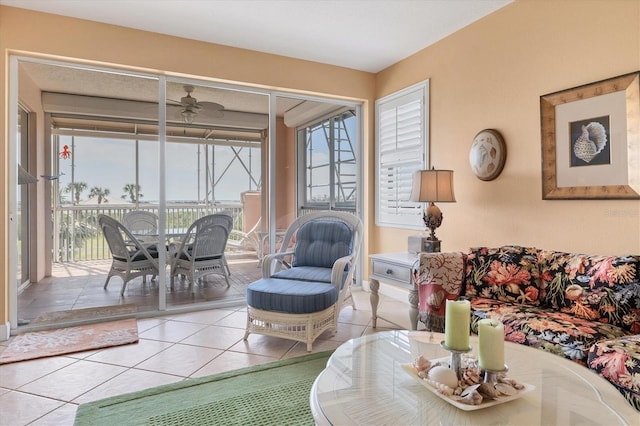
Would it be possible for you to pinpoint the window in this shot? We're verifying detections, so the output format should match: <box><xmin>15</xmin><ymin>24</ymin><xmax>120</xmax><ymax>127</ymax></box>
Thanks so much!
<box><xmin>297</xmin><ymin>110</ymin><xmax>357</xmax><ymax>211</ymax></box>
<box><xmin>375</xmin><ymin>80</ymin><xmax>429</xmax><ymax>228</ymax></box>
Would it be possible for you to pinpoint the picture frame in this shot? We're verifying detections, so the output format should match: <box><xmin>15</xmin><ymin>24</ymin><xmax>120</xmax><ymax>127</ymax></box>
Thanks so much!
<box><xmin>540</xmin><ymin>71</ymin><xmax>640</xmax><ymax>199</ymax></box>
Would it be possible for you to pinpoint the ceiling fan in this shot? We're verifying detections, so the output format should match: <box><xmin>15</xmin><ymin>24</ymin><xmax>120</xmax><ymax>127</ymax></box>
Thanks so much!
<box><xmin>169</xmin><ymin>85</ymin><xmax>224</xmax><ymax>124</ymax></box>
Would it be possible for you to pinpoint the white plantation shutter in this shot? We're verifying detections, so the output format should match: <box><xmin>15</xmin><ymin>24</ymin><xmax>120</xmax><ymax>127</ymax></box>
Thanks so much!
<box><xmin>375</xmin><ymin>81</ymin><xmax>428</xmax><ymax>228</ymax></box>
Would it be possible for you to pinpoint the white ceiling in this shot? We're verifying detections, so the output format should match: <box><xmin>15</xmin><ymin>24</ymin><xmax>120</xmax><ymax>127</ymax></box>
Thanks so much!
<box><xmin>1</xmin><ymin>0</ymin><xmax>512</xmax><ymax>73</ymax></box>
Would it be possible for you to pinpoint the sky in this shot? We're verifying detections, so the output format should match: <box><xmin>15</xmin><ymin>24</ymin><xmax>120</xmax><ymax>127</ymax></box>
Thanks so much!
<box><xmin>56</xmin><ymin>112</ymin><xmax>356</xmax><ymax>206</ymax></box>
<box><xmin>57</xmin><ymin>135</ymin><xmax>261</xmax><ymax>204</ymax></box>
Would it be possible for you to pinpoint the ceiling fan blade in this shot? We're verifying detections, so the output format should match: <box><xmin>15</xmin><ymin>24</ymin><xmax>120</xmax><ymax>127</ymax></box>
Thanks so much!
<box><xmin>198</xmin><ymin>101</ymin><xmax>224</xmax><ymax>111</ymax></box>
<box><xmin>198</xmin><ymin>108</ymin><xmax>224</xmax><ymax>119</ymax></box>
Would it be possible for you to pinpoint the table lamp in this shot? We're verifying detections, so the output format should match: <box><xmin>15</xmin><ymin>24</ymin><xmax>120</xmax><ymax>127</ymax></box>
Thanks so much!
<box><xmin>409</xmin><ymin>167</ymin><xmax>456</xmax><ymax>252</ymax></box>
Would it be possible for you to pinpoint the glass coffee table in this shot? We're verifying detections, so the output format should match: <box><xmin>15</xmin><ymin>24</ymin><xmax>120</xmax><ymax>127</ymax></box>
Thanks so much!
<box><xmin>310</xmin><ymin>330</ymin><xmax>638</xmax><ymax>425</ymax></box>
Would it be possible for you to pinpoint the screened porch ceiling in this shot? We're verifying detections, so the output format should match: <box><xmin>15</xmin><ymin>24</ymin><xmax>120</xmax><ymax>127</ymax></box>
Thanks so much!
<box><xmin>20</xmin><ymin>60</ymin><xmax>346</xmax><ymax>139</ymax></box>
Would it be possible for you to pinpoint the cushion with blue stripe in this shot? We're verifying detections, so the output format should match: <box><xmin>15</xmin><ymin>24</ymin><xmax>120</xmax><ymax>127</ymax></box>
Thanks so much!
<box><xmin>292</xmin><ymin>220</ymin><xmax>352</xmax><ymax>268</ymax></box>
<box><xmin>246</xmin><ymin>278</ymin><xmax>339</xmax><ymax>314</ymax></box>
<box><xmin>271</xmin><ymin>266</ymin><xmax>333</xmax><ymax>283</ymax></box>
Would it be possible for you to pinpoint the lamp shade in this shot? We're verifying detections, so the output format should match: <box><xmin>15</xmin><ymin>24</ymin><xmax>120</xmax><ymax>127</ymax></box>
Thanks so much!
<box><xmin>410</xmin><ymin>169</ymin><xmax>456</xmax><ymax>203</ymax></box>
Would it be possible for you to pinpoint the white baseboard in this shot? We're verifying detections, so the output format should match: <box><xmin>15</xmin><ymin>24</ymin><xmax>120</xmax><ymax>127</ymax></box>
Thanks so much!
<box><xmin>0</xmin><ymin>321</ymin><xmax>10</xmax><ymax>341</ymax></box>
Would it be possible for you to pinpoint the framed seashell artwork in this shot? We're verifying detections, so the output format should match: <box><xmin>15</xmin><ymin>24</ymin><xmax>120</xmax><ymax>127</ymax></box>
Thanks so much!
<box><xmin>540</xmin><ymin>71</ymin><xmax>640</xmax><ymax>199</ymax></box>
<box><xmin>469</xmin><ymin>129</ymin><xmax>506</xmax><ymax>181</ymax></box>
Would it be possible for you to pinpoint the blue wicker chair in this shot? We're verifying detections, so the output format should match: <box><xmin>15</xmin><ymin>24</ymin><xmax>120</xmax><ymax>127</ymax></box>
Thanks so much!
<box><xmin>244</xmin><ymin>211</ymin><xmax>362</xmax><ymax>351</ymax></box>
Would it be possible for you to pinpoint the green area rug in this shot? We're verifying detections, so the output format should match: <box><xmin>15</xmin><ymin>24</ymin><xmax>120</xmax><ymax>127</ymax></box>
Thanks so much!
<box><xmin>74</xmin><ymin>350</ymin><xmax>333</xmax><ymax>426</ymax></box>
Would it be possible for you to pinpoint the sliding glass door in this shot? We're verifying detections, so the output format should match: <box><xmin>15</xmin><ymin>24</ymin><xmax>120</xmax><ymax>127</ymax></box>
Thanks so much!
<box><xmin>17</xmin><ymin>106</ymin><xmax>31</xmax><ymax>289</ymax></box>
<box><xmin>10</xmin><ymin>56</ymin><xmax>362</xmax><ymax>332</ymax></box>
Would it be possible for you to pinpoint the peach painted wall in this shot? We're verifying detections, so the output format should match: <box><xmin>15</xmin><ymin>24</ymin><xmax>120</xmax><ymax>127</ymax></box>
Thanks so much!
<box><xmin>371</xmin><ymin>0</ymin><xmax>640</xmax><ymax>256</ymax></box>
<box><xmin>0</xmin><ymin>6</ymin><xmax>374</xmax><ymax>329</ymax></box>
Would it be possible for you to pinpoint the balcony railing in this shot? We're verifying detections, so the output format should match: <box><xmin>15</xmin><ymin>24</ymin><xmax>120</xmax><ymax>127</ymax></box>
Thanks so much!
<box><xmin>55</xmin><ymin>203</ymin><xmax>243</xmax><ymax>262</ymax></box>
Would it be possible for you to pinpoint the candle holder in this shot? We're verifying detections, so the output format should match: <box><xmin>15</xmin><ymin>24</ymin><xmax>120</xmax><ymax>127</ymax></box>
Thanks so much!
<box><xmin>482</xmin><ymin>365</ymin><xmax>509</xmax><ymax>383</ymax></box>
<box><xmin>440</xmin><ymin>341</ymin><xmax>472</xmax><ymax>379</ymax></box>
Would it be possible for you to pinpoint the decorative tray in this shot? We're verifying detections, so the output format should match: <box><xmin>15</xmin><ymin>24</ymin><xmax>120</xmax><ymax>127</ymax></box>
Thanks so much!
<box><xmin>401</xmin><ymin>359</ymin><xmax>535</xmax><ymax>411</ymax></box>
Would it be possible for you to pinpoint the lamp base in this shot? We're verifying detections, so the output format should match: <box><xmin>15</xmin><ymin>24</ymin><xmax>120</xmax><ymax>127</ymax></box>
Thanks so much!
<box><xmin>408</xmin><ymin>235</ymin><xmax>441</xmax><ymax>253</ymax></box>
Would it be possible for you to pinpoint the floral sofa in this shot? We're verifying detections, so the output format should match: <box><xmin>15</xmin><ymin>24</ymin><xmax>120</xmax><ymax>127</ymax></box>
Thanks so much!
<box><xmin>413</xmin><ymin>246</ymin><xmax>640</xmax><ymax>410</ymax></box>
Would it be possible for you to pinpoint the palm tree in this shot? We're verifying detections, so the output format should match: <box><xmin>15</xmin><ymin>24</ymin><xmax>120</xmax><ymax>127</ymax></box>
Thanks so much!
<box><xmin>89</xmin><ymin>186</ymin><xmax>110</xmax><ymax>204</ymax></box>
<box><xmin>122</xmin><ymin>183</ymin><xmax>143</xmax><ymax>203</ymax></box>
<box><xmin>65</xmin><ymin>182</ymin><xmax>87</xmax><ymax>205</ymax></box>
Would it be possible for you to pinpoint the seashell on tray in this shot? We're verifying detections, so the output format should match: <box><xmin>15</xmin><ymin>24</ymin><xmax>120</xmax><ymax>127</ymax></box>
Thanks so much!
<box><xmin>427</xmin><ymin>365</ymin><xmax>458</xmax><ymax>389</ymax></box>
<box><xmin>410</xmin><ymin>356</ymin><xmax>527</xmax><ymax>406</ymax></box>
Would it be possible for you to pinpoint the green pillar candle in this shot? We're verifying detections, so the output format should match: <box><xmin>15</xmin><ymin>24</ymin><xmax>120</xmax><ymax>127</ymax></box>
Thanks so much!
<box><xmin>478</xmin><ymin>319</ymin><xmax>505</xmax><ymax>371</ymax></box>
<box><xmin>444</xmin><ymin>300</ymin><xmax>470</xmax><ymax>351</ymax></box>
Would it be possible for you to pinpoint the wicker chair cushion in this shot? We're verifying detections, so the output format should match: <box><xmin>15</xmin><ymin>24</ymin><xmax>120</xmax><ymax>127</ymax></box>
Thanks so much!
<box><xmin>271</xmin><ymin>266</ymin><xmax>332</xmax><ymax>283</ymax></box>
<box><xmin>113</xmin><ymin>247</ymin><xmax>159</xmax><ymax>262</ymax></box>
<box><xmin>292</xmin><ymin>221</ymin><xmax>352</xmax><ymax>268</ymax></box>
<box><xmin>246</xmin><ymin>278</ymin><xmax>339</xmax><ymax>314</ymax></box>
<box><xmin>177</xmin><ymin>249</ymin><xmax>222</xmax><ymax>261</ymax></box>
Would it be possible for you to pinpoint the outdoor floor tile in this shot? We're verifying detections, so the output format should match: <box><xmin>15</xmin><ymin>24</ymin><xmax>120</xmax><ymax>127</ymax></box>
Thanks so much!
<box><xmin>138</xmin><ymin>319</ymin><xmax>208</xmax><ymax>343</ymax></box>
<box><xmin>229</xmin><ymin>333</ymin><xmax>297</xmax><ymax>358</ymax></box>
<box><xmin>211</xmin><ymin>310</ymin><xmax>247</xmax><ymax>329</ymax></box>
<box><xmin>74</xmin><ymin>368</ymin><xmax>182</xmax><ymax>404</ymax></box>
<box><xmin>84</xmin><ymin>338</ymin><xmax>173</xmax><ymax>367</ymax></box>
<box><xmin>285</xmin><ymin>338</ymin><xmax>344</xmax><ymax>357</ymax></box>
<box><xmin>190</xmin><ymin>350</ymin><xmax>277</xmax><ymax>378</ymax></box>
<box><xmin>180</xmin><ymin>325</ymin><xmax>247</xmax><ymax>350</ymax></box>
<box><xmin>30</xmin><ymin>402</ymin><xmax>78</xmax><ymax>426</ymax></box>
<box><xmin>18</xmin><ymin>359</ymin><xmax>127</xmax><ymax>402</ymax></box>
<box><xmin>136</xmin><ymin>317</ymin><xmax>167</xmax><ymax>333</ymax></box>
<box><xmin>0</xmin><ymin>390</ymin><xmax>64</xmax><ymax>426</ymax></box>
<box><xmin>324</xmin><ymin>322</ymin><xmax>368</xmax><ymax>342</ymax></box>
<box><xmin>337</xmin><ymin>305</ymin><xmax>374</xmax><ymax>326</ymax></box>
<box><xmin>0</xmin><ymin>356</ymin><xmax>77</xmax><ymax>389</ymax></box>
<box><xmin>135</xmin><ymin>343</ymin><xmax>223</xmax><ymax>376</ymax></box>
<box><xmin>163</xmin><ymin>308</ymin><xmax>236</xmax><ymax>325</ymax></box>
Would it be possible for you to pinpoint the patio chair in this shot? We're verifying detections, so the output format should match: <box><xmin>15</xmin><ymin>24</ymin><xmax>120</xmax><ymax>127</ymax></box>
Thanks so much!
<box><xmin>170</xmin><ymin>214</ymin><xmax>231</xmax><ymax>292</ymax></box>
<box><xmin>98</xmin><ymin>214</ymin><xmax>161</xmax><ymax>296</ymax></box>
<box><xmin>227</xmin><ymin>218</ymin><xmax>263</xmax><ymax>256</ymax></box>
<box><xmin>123</xmin><ymin>210</ymin><xmax>158</xmax><ymax>244</ymax></box>
<box><xmin>244</xmin><ymin>211</ymin><xmax>363</xmax><ymax>351</ymax></box>
<box><xmin>227</xmin><ymin>217</ymin><xmax>287</xmax><ymax>266</ymax></box>
<box><xmin>205</xmin><ymin>212</ymin><xmax>234</xmax><ymax>275</ymax></box>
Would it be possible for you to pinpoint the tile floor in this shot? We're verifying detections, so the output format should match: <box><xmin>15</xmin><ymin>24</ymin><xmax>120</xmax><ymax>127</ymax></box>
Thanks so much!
<box><xmin>17</xmin><ymin>252</ymin><xmax>263</xmax><ymax>324</ymax></box>
<box><xmin>0</xmin><ymin>289</ymin><xmax>412</xmax><ymax>425</ymax></box>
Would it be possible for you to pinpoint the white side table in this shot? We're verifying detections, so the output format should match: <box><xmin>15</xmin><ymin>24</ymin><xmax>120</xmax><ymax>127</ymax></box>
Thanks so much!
<box><xmin>369</xmin><ymin>252</ymin><xmax>419</xmax><ymax>330</ymax></box>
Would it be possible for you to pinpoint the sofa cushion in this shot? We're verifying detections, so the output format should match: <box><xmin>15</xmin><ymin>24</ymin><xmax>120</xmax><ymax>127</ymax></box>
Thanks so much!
<box><xmin>538</xmin><ymin>251</ymin><xmax>640</xmax><ymax>333</ymax></box>
<box><xmin>588</xmin><ymin>335</ymin><xmax>640</xmax><ymax>411</ymax></box>
<box><xmin>292</xmin><ymin>220</ymin><xmax>353</xmax><ymax>268</ymax></box>
<box><xmin>469</xmin><ymin>297</ymin><xmax>628</xmax><ymax>365</ymax></box>
<box><xmin>246</xmin><ymin>278</ymin><xmax>339</xmax><ymax>314</ymax></box>
<box><xmin>465</xmin><ymin>246</ymin><xmax>541</xmax><ymax>305</ymax></box>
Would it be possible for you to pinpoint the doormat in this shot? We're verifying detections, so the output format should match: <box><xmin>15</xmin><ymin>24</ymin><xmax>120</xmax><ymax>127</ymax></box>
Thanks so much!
<box><xmin>31</xmin><ymin>303</ymin><xmax>138</xmax><ymax>325</ymax></box>
<box><xmin>0</xmin><ymin>318</ymin><xmax>138</xmax><ymax>364</ymax></box>
<box><xmin>74</xmin><ymin>350</ymin><xmax>331</xmax><ymax>426</ymax></box>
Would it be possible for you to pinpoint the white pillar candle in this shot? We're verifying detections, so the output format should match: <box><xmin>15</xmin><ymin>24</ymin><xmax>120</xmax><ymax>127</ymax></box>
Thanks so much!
<box><xmin>478</xmin><ymin>319</ymin><xmax>505</xmax><ymax>371</ymax></box>
<box><xmin>444</xmin><ymin>300</ymin><xmax>470</xmax><ymax>351</ymax></box>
